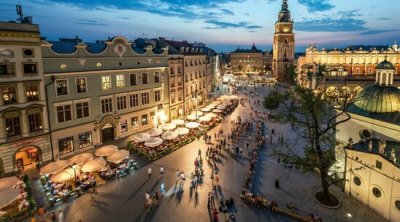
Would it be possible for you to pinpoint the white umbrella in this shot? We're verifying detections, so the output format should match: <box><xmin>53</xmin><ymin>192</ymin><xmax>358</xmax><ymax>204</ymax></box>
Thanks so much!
<box><xmin>191</xmin><ymin>111</ymin><xmax>204</xmax><ymax>116</ymax></box>
<box><xmin>201</xmin><ymin>107</ymin><xmax>211</xmax><ymax>112</ymax></box>
<box><xmin>212</xmin><ymin>109</ymin><xmax>223</xmax><ymax>113</ymax></box>
<box><xmin>175</xmin><ymin>127</ymin><xmax>189</xmax><ymax>136</ymax></box>
<box><xmin>95</xmin><ymin>145</ymin><xmax>118</xmax><ymax>157</ymax></box>
<box><xmin>40</xmin><ymin>160</ymin><xmax>68</xmax><ymax>175</ymax></box>
<box><xmin>222</xmin><ymin>101</ymin><xmax>232</xmax><ymax>106</ymax></box>
<box><xmin>206</xmin><ymin>104</ymin><xmax>216</xmax><ymax>109</ymax></box>
<box><xmin>148</xmin><ymin>128</ymin><xmax>163</xmax><ymax>137</ymax></box>
<box><xmin>205</xmin><ymin>113</ymin><xmax>217</xmax><ymax>118</ymax></box>
<box><xmin>186</xmin><ymin>114</ymin><xmax>198</xmax><ymax>121</ymax></box>
<box><xmin>107</xmin><ymin>150</ymin><xmax>130</xmax><ymax>164</ymax></box>
<box><xmin>68</xmin><ymin>153</ymin><xmax>93</xmax><ymax>166</ymax></box>
<box><xmin>161</xmin><ymin>123</ymin><xmax>176</xmax><ymax>131</ymax></box>
<box><xmin>81</xmin><ymin>158</ymin><xmax>107</xmax><ymax>173</ymax></box>
<box><xmin>132</xmin><ymin>132</ymin><xmax>151</xmax><ymax>143</ymax></box>
<box><xmin>144</xmin><ymin>137</ymin><xmax>163</xmax><ymax>147</ymax></box>
<box><xmin>171</xmin><ymin>119</ymin><xmax>185</xmax><ymax>125</ymax></box>
<box><xmin>211</xmin><ymin>101</ymin><xmax>222</xmax><ymax>106</ymax></box>
<box><xmin>50</xmin><ymin>168</ymin><xmax>76</xmax><ymax>183</ymax></box>
<box><xmin>199</xmin><ymin>116</ymin><xmax>211</xmax><ymax>123</ymax></box>
<box><xmin>217</xmin><ymin>105</ymin><xmax>226</xmax><ymax>110</ymax></box>
<box><xmin>218</xmin><ymin>95</ymin><xmax>229</xmax><ymax>101</ymax></box>
<box><xmin>0</xmin><ymin>177</ymin><xmax>22</xmax><ymax>209</ymax></box>
<box><xmin>229</xmin><ymin>95</ymin><xmax>238</xmax><ymax>100</ymax></box>
<box><xmin>162</xmin><ymin>131</ymin><xmax>178</xmax><ymax>140</ymax></box>
<box><xmin>185</xmin><ymin>122</ymin><xmax>200</xmax><ymax>129</ymax></box>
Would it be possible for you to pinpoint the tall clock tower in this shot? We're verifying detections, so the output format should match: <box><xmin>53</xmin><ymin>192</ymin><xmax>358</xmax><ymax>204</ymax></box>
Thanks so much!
<box><xmin>272</xmin><ymin>0</ymin><xmax>295</xmax><ymax>82</ymax></box>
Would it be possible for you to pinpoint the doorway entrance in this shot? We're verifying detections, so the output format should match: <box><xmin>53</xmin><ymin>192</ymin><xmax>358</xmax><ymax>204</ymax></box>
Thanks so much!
<box><xmin>101</xmin><ymin>124</ymin><xmax>114</xmax><ymax>144</ymax></box>
<box><xmin>15</xmin><ymin>146</ymin><xmax>40</xmax><ymax>172</ymax></box>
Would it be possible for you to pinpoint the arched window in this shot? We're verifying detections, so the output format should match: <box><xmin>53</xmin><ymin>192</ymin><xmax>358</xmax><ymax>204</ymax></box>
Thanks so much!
<box><xmin>284</xmin><ymin>38</ymin><xmax>289</xmax><ymax>44</ymax></box>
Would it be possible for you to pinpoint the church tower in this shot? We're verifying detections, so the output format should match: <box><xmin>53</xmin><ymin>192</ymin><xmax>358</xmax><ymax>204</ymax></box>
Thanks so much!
<box><xmin>272</xmin><ymin>0</ymin><xmax>295</xmax><ymax>82</ymax></box>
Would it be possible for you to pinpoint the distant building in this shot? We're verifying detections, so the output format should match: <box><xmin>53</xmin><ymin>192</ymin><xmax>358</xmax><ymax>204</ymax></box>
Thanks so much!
<box><xmin>272</xmin><ymin>0</ymin><xmax>295</xmax><ymax>82</ymax></box>
<box><xmin>297</xmin><ymin>44</ymin><xmax>400</xmax><ymax>94</ymax></box>
<box><xmin>41</xmin><ymin>36</ymin><xmax>169</xmax><ymax>159</ymax></box>
<box><xmin>335</xmin><ymin>60</ymin><xmax>400</xmax><ymax>221</ymax></box>
<box><xmin>229</xmin><ymin>43</ymin><xmax>267</xmax><ymax>75</ymax></box>
<box><xmin>0</xmin><ymin>21</ymin><xmax>51</xmax><ymax>176</ymax></box>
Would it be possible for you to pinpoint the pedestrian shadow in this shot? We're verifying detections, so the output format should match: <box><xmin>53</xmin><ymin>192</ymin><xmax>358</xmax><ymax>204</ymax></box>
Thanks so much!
<box><xmin>124</xmin><ymin>180</ymin><xmax>149</xmax><ymax>203</ymax></box>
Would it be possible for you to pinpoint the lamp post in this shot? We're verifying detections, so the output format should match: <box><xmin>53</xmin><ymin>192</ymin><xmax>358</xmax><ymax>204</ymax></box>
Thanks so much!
<box><xmin>71</xmin><ymin>163</ymin><xmax>78</xmax><ymax>185</ymax></box>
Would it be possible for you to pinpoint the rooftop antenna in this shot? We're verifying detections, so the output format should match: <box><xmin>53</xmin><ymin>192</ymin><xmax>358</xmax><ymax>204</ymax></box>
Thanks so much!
<box><xmin>16</xmin><ymin>4</ymin><xmax>23</xmax><ymax>23</ymax></box>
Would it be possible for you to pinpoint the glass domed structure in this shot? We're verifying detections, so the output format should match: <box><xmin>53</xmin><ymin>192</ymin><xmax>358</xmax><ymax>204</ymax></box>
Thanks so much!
<box><xmin>348</xmin><ymin>59</ymin><xmax>400</xmax><ymax>124</ymax></box>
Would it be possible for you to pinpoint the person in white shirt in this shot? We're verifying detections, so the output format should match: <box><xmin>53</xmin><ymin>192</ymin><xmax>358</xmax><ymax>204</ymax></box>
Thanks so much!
<box><xmin>148</xmin><ymin>167</ymin><xmax>152</xmax><ymax>180</ymax></box>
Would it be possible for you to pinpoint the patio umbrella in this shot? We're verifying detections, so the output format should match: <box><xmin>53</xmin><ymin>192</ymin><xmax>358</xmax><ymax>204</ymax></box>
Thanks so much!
<box><xmin>212</xmin><ymin>109</ymin><xmax>223</xmax><ymax>113</ymax></box>
<box><xmin>217</xmin><ymin>105</ymin><xmax>226</xmax><ymax>110</ymax></box>
<box><xmin>218</xmin><ymin>95</ymin><xmax>229</xmax><ymax>101</ymax></box>
<box><xmin>144</xmin><ymin>137</ymin><xmax>163</xmax><ymax>147</ymax></box>
<box><xmin>40</xmin><ymin>160</ymin><xmax>68</xmax><ymax>175</ymax></box>
<box><xmin>132</xmin><ymin>132</ymin><xmax>151</xmax><ymax>143</ymax></box>
<box><xmin>201</xmin><ymin>107</ymin><xmax>211</xmax><ymax>112</ymax></box>
<box><xmin>68</xmin><ymin>153</ymin><xmax>93</xmax><ymax>166</ymax></box>
<box><xmin>191</xmin><ymin>111</ymin><xmax>203</xmax><ymax>116</ymax></box>
<box><xmin>161</xmin><ymin>123</ymin><xmax>176</xmax><ymax>131</ymax></box>
<box><xmin>199</xmin><ymin>116</ymin><xmax>211</xmax><ymax>123</ymax></box>
<box><xmin>185</xmin><ymin>122</ymin><xmax>200</xmax><ymax>129</ymax></box>
<box><xmin>0</xmin><ymin>177</ymin><xmax>22</xmax><ymax>209</ymax></box>
<box><xmin>205</xmin><ymin>113</ymin><xmax>217</xmax><ymax>118</ymax></box>
<box><xmin>206</xmin><ymin>104</ymin><xmax>216</xmax><ymax>109</ymax></box>
<box><xmin>175</xmin><ymin>127</ymin><xmax>189</xmax><ymax>136</ymax></box>
<box><xmin>211</xmin><ymin>101</ymin><xmax>222</xmax><ymax>106</ymax></box>
<box><xmin>107</xmin><ymin>150</ymin><xmax>130</xmax><ymax>164</ymax></box>
<box><xmin>81</xmin><ymin>158</ymin><xmax>107</xmax><ymax>173</ymax></box>
<box><xmin>50</xmin><ymin>168</ymin><xmax>75</xmax><ymax>183</ymax></box>
<box><xmin>148</xmin><ymin>128</ymin><xmax>163</xmax><ymax>137</ymax></box>
<box><xmin>171</xmin><ymin>119</ymin><xmax>185</xmax><ymax>125</ymax></box>
<box><xmin>162</xmin><ymin>131</ymin><xmax>178</xmax><ymax>140</ymax></box>
<box><xmin>95</xmin><ymin>145</ymin><xmax>118</xmax><ymax>157</ymax></box>
<box><xmin>186</xmin><ymin>114</ymin><xmax>198</xmax><ymax>121</ymax></box>
<box><xmin>229</xmin><ymin>95</ymin><xmax>238</xmax><ymax>100</ymax></box>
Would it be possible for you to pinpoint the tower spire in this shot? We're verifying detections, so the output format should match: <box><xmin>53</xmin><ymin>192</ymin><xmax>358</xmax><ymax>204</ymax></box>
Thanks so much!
<box><xmin>282</xmin><ymin>0</ymin><xmax>288</xmax><ymax>11</ymax></box>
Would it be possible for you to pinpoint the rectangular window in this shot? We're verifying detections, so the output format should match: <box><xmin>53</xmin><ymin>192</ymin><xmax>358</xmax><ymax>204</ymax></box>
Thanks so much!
<box><xmin>26</xmin><ymin>85</ymin><xmax>39</xmax><ymax>101</ymax></box>
<box><xmin>155</xmin><ymin>90</ymin><xmax>161</xmax><ymax>102</ymax></box>
<box><xmin>2</xmin><ymin>87</ymin><xmax>17</xmax><ymax>104</ymax></box>
<box><xmin>28</xmin><ymin>113</ymin><xmax>42</xmax><ymax>132</ymax></box>
<box><xmin>79</xmin><ymin>132</ymin><xmax>92</xmax><ymax>149</ymax></box>
<box><xmin>141</xmin><ymin>92</ymin><xmax>149</xmax><ymax>105</ymax></box>
<box><xmin>131</xmin><ymin>117</ymin><xmax>138</xmax><ymax>128</ymax></box>
<box><xmin>5</xmin><ymin>116</ymin><xmax>21</xmax><ymax>137</ymax></box>
<box><xmin>142</xmin><ymin>73</ymin><xmax>148</xmax><ymax>84</ymax></box>
<box><xmin>171</xmin><ymin>80</ymin><xmax>175</xmax><ymax>88</ymax></box>
<box><xmin>178</xmin><ymin>77</ymin><xmax>182</xmax><ymax>86</ymax></box>
<box><xmin>101</xmin><ymin>98</ymin><xmax>113</xmax><ymax>113</ymax></box>
<box><xmin>368</xmin><ymin>68</ymin><xmax>373</xmax><ymax>74</ymax></box>
<box><xmin>76</xmin><ymin>78</ymin><xmax>87</xmax><ymax>93</ymax></box>
<box><xmin>56</xmin><ymin>79</ymin><xmax>68</xmax><ymax>96</ymax></box>
<box><xmin>76</xmin><ymin>101</ymin><xmax>89</xmax><ymax>119</ymax></box>
<box><xmin>23</xmin><ymin>63</ymin><xmax>37</xmax><ymax>74</ymax></box>
<box><xmin>376</xmin><ymin>160</ymin><xmax>382</xmax><ymax>170</ymax></box>
<box><xmin>170</xmin><ymin>67</ymin><xmax>175</xmax><ymax>75</ymax></box>
<box><xmin>177</xmin><ymin>66</ymin><xmax>182</xmax><ymax>74</ymax></box>
<box><xmin>116</xmin><ymin>74</ymin><xmax>125</xmax><ymax>88</ymax></box>
<box><xmin>141</xmin><ymin>114</ymin><xmax>148</xmax><ymax>125</ymax></box>
<box><xmin>171</xmin><ymin>91</ymin><xmax>175</xmax><ymax>104</ymax></box>
<box><xmin>56</xmin><ymin>104</ymin><xmax>72</xmax><ymax>123</ymax></box>
<box><xmin>117</xmin><ymin>96</ymin><xmax>127</xmax><ymax>110</ymax></box>
<box><xmin>101</xmin><ymin>76</ymin><xmax>111</xmax><ymax>90</ymax></box>
<box><xmin>130</xmin><ymin>74</ymin><xmax>137</xmax><ymax>86</ymax></box>
<box><xmin>0</xmin><ymin>63</ymin><xmax>15</xmax><ymax>75</ymax></box>
<box><xmin>120</xmin><ymin>119</ymin><xmax>127</xmax><ymax>133</ymax></box>
<box><xmin>178</xmin><ymin>90</ymin><xmax>182</xmax><ymax>101</ymax></box>
<box><xmin>154</xmin><ymin>72</ymin><xmax>160</xmax><ymax>83</ymax></box>
<box><xmin>129</xmin><ymin>94</ymin><xmax>139</xmax><ymax>107</ymax></box>
<box><xmin>58</xmin><ymin>136</ymin><xmax>74</xmax><ymax>156</ymax></box>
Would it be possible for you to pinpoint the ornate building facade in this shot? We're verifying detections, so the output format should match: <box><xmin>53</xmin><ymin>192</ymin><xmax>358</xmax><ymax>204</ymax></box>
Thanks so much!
<box><xmin>229</xmin><ymin>44</ymin><xmax>264</xmax><ymax>75</ymax></box>
<box><xmin>272</xmin><ymin>0</ymin><xmax>295</xmax><ymax>82</ymax></box>
<box><xmin>0</xmin><ymin>21</ymin><xmax>51</xmax><ymax>176</ymax></box>
<box><xmin>297</xmin><ymin>44</ymin><xmax>400</xmax><ymax>94</ymax></box>
<box><xmin>42</xmin><ymin>36</ymin><xmax>169</xmax><ymax>159</ymax></box>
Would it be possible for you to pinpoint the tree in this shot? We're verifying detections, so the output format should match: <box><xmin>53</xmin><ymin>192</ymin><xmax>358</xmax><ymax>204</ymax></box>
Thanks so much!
<box><xmin>264</xmin><ymin>65</ymin><xmax>356</xmax><ymax>206</ymax></box>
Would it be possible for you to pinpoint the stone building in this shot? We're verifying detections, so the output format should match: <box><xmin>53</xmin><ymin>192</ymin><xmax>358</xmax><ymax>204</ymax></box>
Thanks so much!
<box><xmin>297</xmin><ymin>44</ymin><xmax>400</xmax><ymax>94</ymax></box>
<box><xmin>0</xmin><ymin>21</ymin><xmax>51</xmax><ymax>176</ymax></box>
<box><xmin>272</xmin><ymin>0</ymin><xmax>295</xmax><ymax>81</ymax></box>
<box><xmin>41</xmin><ymin>36</ymin><xmax>168</xmax><ymax>159</ymax></box>
<box><xmin>335</xmin><ymin>60</ymin><xmax>400</xmax><ymax>221</ymax></box>
<box><xmin>230</xmin><ymin>44</ymin><xmax>264</xmax><ymax>75</ymax></box>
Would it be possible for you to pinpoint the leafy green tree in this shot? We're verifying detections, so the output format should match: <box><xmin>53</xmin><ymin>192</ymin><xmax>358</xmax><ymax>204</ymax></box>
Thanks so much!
<box><xmin>264</xmin><ymin>66</ymin><xmax>356</xmax><ymax>206</ymax></box>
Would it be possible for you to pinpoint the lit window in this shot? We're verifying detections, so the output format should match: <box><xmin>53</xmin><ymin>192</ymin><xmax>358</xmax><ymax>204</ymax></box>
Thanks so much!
<box><xmin>56</xmin><ymin>79</ymin><xmax>68</xmax><ymax>96</ymax></box>
<box><xmin>2</xmin><ymin>87</ymin><xmax>17</xmax><ymax>104</ymax></box>
<box><xmin>79</xmin><ymin>132</ymin><xmax>92</xmax><ymax>149</ymax></box>
<box><xmin>116</xmin><ymin>74</ymin><xmax>125</xmax><ymax>88</ymax></box>
<box><xmin>131</xmin><ymin>117</ymin><xmax>138</xmax><ymax>128</ymax></box>
<box><xmin>58</xmin><ymin>137</ymin><xmax>74</xmax><ymax>155</ymax></box>
<box><xmin>101</xmin><ymin>76</ymin><xmax>111</xmax><ymax>90</ymax></box>
<box><xmin>141</xmin><ymin>114</ymin><xmax>148</xmax><ymax>125</ymax></box>
<box><xmin>26</xmin><ymin>85</ymin><xmax>39</xmax><ymax>101</ymax></box>
<box><xmin>120</xmin><ymin>119</ymin><xmax>127</xmax><ymax>133</ymax></box>
<box><xmin>76</xmin><ymin>78</ymin><xmax>87</xmax><ymax>93</ymax></box>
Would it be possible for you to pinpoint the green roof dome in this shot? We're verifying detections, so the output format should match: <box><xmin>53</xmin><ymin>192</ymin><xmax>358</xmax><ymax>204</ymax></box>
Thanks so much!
<box><xmin>376</xmin><ymin>59</ymin><xmax>395</xmax><ymax>70</ymax></box>
<box><xmin>353</xmin><ymin>84</ymin><xmax>400</xmax><ymax>113</ymax></box>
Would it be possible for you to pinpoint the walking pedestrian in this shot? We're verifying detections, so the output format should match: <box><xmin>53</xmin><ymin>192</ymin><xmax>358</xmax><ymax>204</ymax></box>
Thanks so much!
<box><xmin>198</xmin><ymin>149</ymin><xmax>201</xmax><ymax>158</ymax></box>
<box><xmin>90</xmin><ymin>187</ymin><xmax>97</xmax><ymax>202</ymax></box>
<box><xmin>148</xmin><ymin>167</ymin><xmax>152</xmax><ymax>180</ymax></box>
<box><xmin>176</xmin><ymin>170</ymin><xmax>181</xmax><ymax>183</ymax></box>
<box><xmin>145</xmin><ymin>191</ymin><xmax>151</xmax><ymax>207</ymax></box>
<box><xmin>160</xmin><ymin>166</ymin><xmax>165</xmax><ymax>178</ymax></box>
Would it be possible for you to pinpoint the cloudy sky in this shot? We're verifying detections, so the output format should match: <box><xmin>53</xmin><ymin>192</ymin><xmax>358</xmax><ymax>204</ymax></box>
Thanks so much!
<box><xmin>1</xmin><ymin>0</ymin><xmax>399</xmax><ymax>52</ymax></box>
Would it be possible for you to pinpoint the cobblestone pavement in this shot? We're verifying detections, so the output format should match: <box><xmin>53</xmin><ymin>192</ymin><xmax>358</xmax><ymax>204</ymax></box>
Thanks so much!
<box><xmin>32</xmin><ymin>83</ymin><xmax>387</xmax><ymax>222</ymax></box>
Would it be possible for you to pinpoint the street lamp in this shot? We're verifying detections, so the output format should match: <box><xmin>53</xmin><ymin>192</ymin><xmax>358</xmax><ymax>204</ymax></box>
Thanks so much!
<box><xmin>71</xmin><ymin>163</ymin><xmax>78</xmax><ymax>185</ymax></box>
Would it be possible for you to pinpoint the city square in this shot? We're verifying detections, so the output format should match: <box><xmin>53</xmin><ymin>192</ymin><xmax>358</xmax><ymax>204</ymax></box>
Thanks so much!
<box><xmin>0</xmin><ymin>0</ymin><xmax>399</xmax><ymax>222</ymax></box>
